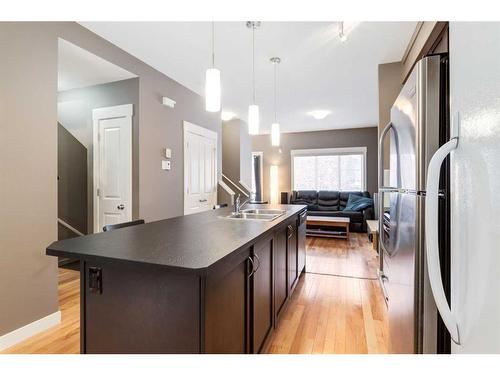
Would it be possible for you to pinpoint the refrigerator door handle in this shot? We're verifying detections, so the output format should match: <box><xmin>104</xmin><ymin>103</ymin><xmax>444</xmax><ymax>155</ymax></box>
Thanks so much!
<box><xmin>425</xmin><ymin>136</ymin><xmax>460</xmax><ymax>345</ymax></box>
<box><xmin>378</xmin><ymin>122</ymin><xmax>394</xmax><ymax>256</ymax></box>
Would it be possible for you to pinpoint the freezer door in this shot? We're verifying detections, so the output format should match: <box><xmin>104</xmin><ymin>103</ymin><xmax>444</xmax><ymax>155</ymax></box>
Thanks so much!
<box><xmin>390</xmin><ymin>55</ymin><xmax>442</xmax><ymax>191</ymax></box>
<box><xmin>390</xmin><ymin>68</ymin><xmax>417</xmax><ymax>190</ymax></box>
<box><xmin>384</xmin><ymin>192</ymin><xmax>417</xmax><ymax>353</ymax></box>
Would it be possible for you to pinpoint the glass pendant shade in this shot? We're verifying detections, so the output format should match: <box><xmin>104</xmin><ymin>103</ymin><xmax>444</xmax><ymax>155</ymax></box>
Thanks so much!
<box><xmin>205</xmin><ymin>68</ymin><xmax>221</xmax><ymax>112</ymax></box>
<box><xmin>248</xmin><ymin>104</ymin><xmax>260</xmax><ymax>135</ymax></box>
<box><xmin>271</xmin><ymin>122</ymin><xmax>280</xmax><ymax>146</ymax></box>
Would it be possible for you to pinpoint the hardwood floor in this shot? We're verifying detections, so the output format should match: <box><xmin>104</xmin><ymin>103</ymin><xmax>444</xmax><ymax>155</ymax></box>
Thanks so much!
<box><xmin>2</xmin><ymin>233</ymin><xmax>388</xmax><ymax>354</ymax></box>
<box><xmin>306</xmin><ymin>234</ymin><xmax>379</xmax><ymax>279</ymax></box>
<box><xmin>264</xmin><ymin>234</ymin><xmax>388</xmax><ymax>354</ymax></box>
<box><xmin>2</xmin><ymin>267</ymin><xmax>80</xmax><ymax>354</ymax></box>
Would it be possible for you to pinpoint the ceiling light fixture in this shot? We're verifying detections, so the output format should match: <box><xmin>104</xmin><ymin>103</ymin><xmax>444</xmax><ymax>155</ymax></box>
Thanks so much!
<box><xmin>247</xmin><ymin>21</ymin><xmax>261</xmax><ymax>135</ymax></box>
<box><xmin>270</xmin><ymin>56</ymin><xmax>281</xmax><ymax>146</ymax></box>
<box><xmin>339</xmin><ymin>22</ymin><xmax>347</xmax><ymax>43</ymax></box>
<box><xmin>308</xmin><ymin>110</ymin><xmax>331</xmax><ymax>120</ymax></box>
<box><xmin>221</xmin><ymin>111</ymin><xmax>236</xmax><ymax>121</ymax></box>
<box><xmin>205</xmin><ymin>22</ymin><xmax>221</xmax><ymax>112</ymax></box>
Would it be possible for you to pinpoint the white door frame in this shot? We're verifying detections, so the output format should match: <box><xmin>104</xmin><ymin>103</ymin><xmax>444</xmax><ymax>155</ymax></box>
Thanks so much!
<box><xmin>183</xmin><ymin>121</ymin><xmax>218</xmax><ymax>215</ymax></box>
<box><xmin>251</xmin><ymin>151</ymin><xmax>264</xmax><ymax>196</ymax></box>
<box><xmin>92</xmin><ymin>104</ymin><xmax>133</xmax><ymax>233</ymax></box>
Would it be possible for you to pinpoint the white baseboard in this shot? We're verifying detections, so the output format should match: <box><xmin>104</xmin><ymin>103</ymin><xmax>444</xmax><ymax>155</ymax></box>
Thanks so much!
<box><xmin>0</xmin><ymin>310</ymin><xmax>61</xmax><ymax>351</ymax></box>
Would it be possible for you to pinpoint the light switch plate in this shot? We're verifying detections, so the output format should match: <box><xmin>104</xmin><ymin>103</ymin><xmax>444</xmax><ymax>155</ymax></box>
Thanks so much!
<box><xmin>162</xmin><ymin>160</ymin><xmax>171</xmax><ymax>170</ymax></box>
<box><xmin>165</xmin><ymin>148</ymin><xmax>172</xmax><ymax>158</ymax></box>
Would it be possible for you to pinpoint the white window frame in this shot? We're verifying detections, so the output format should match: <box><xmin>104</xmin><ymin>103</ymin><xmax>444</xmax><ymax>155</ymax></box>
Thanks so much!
<box><xmin>290</xmin><ymin>147</ymin><xmax>367</xmax><ymax>191</ymax></box>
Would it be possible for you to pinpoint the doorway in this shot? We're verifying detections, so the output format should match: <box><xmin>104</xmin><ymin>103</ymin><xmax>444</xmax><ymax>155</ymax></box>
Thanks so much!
<box><xmin>57</xmin><ymin>38</ymin><xmax>138</xmax><ymax>240</ymax></box>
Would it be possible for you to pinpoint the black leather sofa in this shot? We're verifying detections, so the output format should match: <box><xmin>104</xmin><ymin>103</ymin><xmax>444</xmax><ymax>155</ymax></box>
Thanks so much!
<box><xmin>290</xmin><ymin>190</ymin><xmax>374</xmax><ymax>233</ymax></box>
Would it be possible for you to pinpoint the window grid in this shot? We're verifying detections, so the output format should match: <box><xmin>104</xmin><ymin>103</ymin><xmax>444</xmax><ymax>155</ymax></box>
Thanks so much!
<box><xmin>292</xmin><ymin>150</ymin><xmax>365</xmax><ymax>192</ymax></box>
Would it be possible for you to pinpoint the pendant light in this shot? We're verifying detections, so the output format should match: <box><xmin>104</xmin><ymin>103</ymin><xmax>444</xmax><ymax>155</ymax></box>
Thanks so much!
<box><xmin>205</xmin><ymin>22</ymin><xmax>221</xmax><ymax>112</ymax></box>
<box><xmin>270</xmin><ymin>57</ymin><xmax>281</xmax><ymax>146</ymax></box>
<box><xmin>339</xmin><ymin>21</ymin><xmax>348</xmax><ymax>43</ymax></box>
<box><xmin>247</xmin><ymin>21</ymin><xmax>261</xmax><ymax>135</ymax></box>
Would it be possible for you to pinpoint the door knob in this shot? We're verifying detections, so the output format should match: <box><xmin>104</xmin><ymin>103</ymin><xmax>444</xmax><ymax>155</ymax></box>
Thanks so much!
<box><xmin>117</xmin><ymin>204</ymin><xmax>125</xmax><ymax>210</ymax></box>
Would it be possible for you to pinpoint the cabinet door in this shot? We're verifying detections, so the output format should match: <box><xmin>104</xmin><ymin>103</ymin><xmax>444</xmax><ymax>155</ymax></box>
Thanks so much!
<box><xmin>297</xmin><ymin>211</ymin><xmax>307</xmax><ymax>274</ymax></box>
<box><xmin>252</xmin><ymin>236</ymin><xmax>273</xmax><ymax>353</ymax></box>
<box><xmin>274</xmin><ymin>226</ymin><xmax>288</xmax><ymax>320</ymax></box>
<box><xmin>204</xmin><ymin>250</ymin><xmax>251</xmax><ymax>353</ymax></box>
<box><xmin>288</xmin><ymin>223</ymin><xmax>298</xmax><ymax>292</ymax></box>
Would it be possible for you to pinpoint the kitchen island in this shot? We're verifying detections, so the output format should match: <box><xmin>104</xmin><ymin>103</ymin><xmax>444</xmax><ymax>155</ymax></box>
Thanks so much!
<box><xmin>46</xmin><ymin>204</ymin><xmax>307</xmax><ymax>354</ymax></box>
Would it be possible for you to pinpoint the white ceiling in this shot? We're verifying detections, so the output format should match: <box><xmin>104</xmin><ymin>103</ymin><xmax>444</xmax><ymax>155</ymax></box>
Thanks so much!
<box><xmin>80</xmin><ymin>22</ymin><xmax>417</xmax><ymax>133</ymax></box>
<box><xmin>58</xmin><ymin>38</ymin><xmax>136</xmax><ymax>92</ymax></box>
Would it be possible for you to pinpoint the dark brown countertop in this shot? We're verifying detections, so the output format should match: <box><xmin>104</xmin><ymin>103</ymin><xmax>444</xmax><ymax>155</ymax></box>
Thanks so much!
<box><xmin>47</xmin><ymin>204</ymin><xmax>306</xmax><ymax>273</ymax></box>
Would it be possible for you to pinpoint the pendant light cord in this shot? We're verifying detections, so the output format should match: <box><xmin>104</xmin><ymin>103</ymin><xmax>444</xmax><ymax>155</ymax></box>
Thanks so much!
<box><xmin>252</xmin><ymin>26</ymin><xmax>256</xmax><ymax>104</ymax></box>
<box><xmin>211</xmin><ymin>22</ymin><xmax>215</xmax><ymax>68</ymax></box>
<box><xmin>274</xmin><ymin>62</ymin><xmax>277</xmax><ymax>122</ymax></box>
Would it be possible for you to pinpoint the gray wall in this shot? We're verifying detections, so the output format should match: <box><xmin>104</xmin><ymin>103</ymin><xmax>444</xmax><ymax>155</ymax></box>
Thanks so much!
<box><xmin>222</xmin><ymin>118</ymin><xmax>252</xmax><ymax>188</ymax></box>
<box><xmin>0</xmin><ymin>23</ymin><xmax>59</xmax><ymax>338</ymax></box>
<box><xmin>252</xmin><ymin>127</ymin><xmax>379</xmax><ymax>202</ymax></box>
<box><xmin>378</xmin><ymin>62</ymin><xmax>402</xmax><ymax>170</ymax></box>
<box><xmin>0</xmin><ymin>22</ymin><xmax>220</xmax><ymax>338</ymax></box>
<box><xmin>58</xmin><ymin>78</ymin><xmax>140</xmax><ymax>230</ymax></box>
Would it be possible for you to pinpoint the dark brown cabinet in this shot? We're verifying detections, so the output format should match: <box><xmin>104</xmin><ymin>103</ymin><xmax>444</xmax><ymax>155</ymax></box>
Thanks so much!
<box><xmin>68</xmin><ymin>208</ymin><xmax>307</xmax><ymax>354</ymax></box>
<box><xmin>288</xmin><ymin>223</ymin><xmax>298</xmax><ymax>292</ymax></box>
<box><xmin>274</xmin><ymin>225</ymin><xmax>288</xmax><ymax>320</ymax></box>
<box><xmin>204</xmin><ymin>249</ymin><xmax>251</xmax><ymax>353</ymax></box>
<box><xmin>297</xmin><ymin>210</ymin><xmax>307</xmax><ymax>274</ymax></box>
<box><xmin>251</xmin><ymin>235</ymin><xmax>273</xmax><ymax>353</ymax></box>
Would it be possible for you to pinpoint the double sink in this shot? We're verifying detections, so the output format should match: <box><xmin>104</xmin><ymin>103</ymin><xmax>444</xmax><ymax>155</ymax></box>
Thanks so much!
<box><xmin>221</xmin><ymin>208</ymin><xmax>286</xmax><ymax>221</ymax></box>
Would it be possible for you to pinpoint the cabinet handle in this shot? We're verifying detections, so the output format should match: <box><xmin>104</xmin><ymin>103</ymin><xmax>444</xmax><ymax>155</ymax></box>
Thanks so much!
<box><xmin>253</xmin><ymin>253</ymin><xmax>261</xmax><ymax>273</ymax></box>
<box><xmin>247</xmin><ymin>256</ymin><xmax>256</xmax><ymax>278</ymax></box>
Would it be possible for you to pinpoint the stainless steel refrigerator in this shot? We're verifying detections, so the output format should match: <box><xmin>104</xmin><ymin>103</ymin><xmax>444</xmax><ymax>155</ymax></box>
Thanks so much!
<box><xmin>378</xmin><ymin>54</ymin><xmax>451</xmax><ymax>354</ymax></box>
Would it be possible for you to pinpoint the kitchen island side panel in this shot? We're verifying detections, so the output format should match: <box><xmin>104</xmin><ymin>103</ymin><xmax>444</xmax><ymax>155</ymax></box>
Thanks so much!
<box><xmin>82</xmin><ymin>261</ymin><xmax>201</xmax><ymax>353</ymax></box>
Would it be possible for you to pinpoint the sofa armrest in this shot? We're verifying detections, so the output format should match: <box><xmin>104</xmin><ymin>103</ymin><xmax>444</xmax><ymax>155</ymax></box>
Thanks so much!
<box><xmin>361</xmin><ymin>206</ymin><xmax>375</xmax><ymax>232</ymax></box>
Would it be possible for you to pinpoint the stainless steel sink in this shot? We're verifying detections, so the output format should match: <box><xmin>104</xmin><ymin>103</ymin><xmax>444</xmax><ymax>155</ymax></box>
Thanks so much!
<box><xmin>220</xmin><ymin>209</ymin><xmax>286</xmax><ymax>221</ymax></box>
<box><xmin>240</xmin><ymin>209</ymin><xmax>286</xmax><ymax>215</ymax></box>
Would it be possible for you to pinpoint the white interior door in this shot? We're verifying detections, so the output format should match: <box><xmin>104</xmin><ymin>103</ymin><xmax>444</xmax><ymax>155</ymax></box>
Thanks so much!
<box><xmin>184</xmin><ymin>121</ymin><xmax>217</xmax><ymax>215</ymax></box>
<box><xmin>93</xmin><ymin>104</ymin><xmax>133</xmax><ymax>232</ymax></box>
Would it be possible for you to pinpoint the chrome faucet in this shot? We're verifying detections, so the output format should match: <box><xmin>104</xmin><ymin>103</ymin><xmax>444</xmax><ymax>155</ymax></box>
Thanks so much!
<box><xmin>234</xmin><ymin>194</ymin><xmax>250</xmax><ymax>214</ymax></box>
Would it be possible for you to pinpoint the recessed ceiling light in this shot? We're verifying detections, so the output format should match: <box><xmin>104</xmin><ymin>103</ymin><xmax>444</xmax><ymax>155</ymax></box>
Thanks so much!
<box><xmin>308</xmin><ymin>110</ymin><xmax>331</xmax><ymax>120</ymax></box>
<box><xmin>221</xmin><ymin>111</ymin><xmax>237</xmax><ymax>121</ymax></box>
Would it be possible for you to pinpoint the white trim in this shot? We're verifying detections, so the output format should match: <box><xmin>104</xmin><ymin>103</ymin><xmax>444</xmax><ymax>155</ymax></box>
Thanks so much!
<box><xmin>92</xmin><ymin>104</ymin><xmax>133</xmax><ymax>233</ymax></box>
<box><xmin>0</xmin><ymin>311</ymin><xmax>61</xmax><ymax>351</ymax></box>
<box><xmin>183</xmin><ymin>121</ymin><xmax>218</xmax><ymax>141</ymax></box>
<box><xmin>218</xmin><ymin>180</ymin><xmax>235</xmax><ymax>205</ymax></box>
<box><xmin>183</xmin><ymin>121</ymin><xmax>218</xmax><ymax>215</ymax></box>
<box><xmin>92</xmin><ymin>103</ymin><xmax>133</xmax><ymax>120</ymax></box>
<box><xmin>221</xmin><ymin>173</ymin><xmax>250</xmax><ymax>198</ymax></box>
<box><xmin>290</xmin><ymin>146</ymin><xmax>367</xmax><ymax>191</ymax></box>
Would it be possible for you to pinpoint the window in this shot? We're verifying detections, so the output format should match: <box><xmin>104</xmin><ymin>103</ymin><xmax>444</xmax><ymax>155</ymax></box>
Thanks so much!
<box><xmin>291</xmin><ymin>147</ymin><xmax>366</xmax><ymax>191</ymax></box>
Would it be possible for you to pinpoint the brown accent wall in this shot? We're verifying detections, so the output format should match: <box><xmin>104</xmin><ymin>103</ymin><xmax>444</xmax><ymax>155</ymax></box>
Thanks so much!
<box><xmin>251</xmin><ymin>127</ymin><xmax>378</xmax><ymax>202</ymax></box>
<box><xmin>222</xmin><ymin>118</ymin><xmax>252</xmax><ymax>191</ymax></box>
<box><xmin>0</xmin><ymin>22</ymin><xmax>220</xmax><ymax>338</ymax></box>
<box><xmin>57</xmin><ymin>123</ymin><xmax>87</xmax><ymax>235</ymax></box>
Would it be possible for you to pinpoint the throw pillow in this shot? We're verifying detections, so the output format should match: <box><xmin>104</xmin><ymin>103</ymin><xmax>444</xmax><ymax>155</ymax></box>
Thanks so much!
<box><xmin>343</xmin><ymin>194</ymin><xmax>373</xmax><ymax>211</ymax></box>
